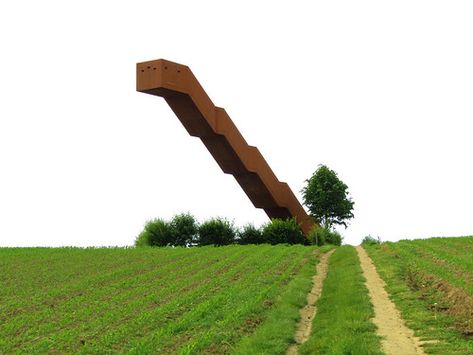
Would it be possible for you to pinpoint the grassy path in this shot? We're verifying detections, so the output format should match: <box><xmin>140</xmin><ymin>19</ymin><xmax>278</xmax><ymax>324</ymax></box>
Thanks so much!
<box><xmin>299</xmin><ymin>246</ymin><xmax>382</xmax><ymax>355</ymax></box>
<box><xmin>286</xmin><ymin>249</ymin><xmax>334</xmax><ymax>355</ymax></box>
<box><xmin>357</xmin><ymin>246</ymin><xmax>424</xmax><ymax>354</ymax></box>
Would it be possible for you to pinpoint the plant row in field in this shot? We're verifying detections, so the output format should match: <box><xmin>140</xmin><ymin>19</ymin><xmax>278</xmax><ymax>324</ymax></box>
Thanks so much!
<box><xmin>365</xmin><ymin>236</ymin><xmax>473</xmax><ymax>354</ymax></box>
<box><xmin>6</xmin><ymin>247</ymin><xmax>275</xmax><ymax>351</ymax></box>
<box><xmin>0</xmin><ymin>245</ymin><xmax>329</xmax><ymax>353</ymax></box>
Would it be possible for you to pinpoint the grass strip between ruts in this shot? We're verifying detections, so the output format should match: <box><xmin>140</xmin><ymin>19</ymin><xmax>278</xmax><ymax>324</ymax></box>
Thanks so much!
<box><xmin>299</xmin><ymin>245</ymin><xmax>383</xmax><ymax>355</ymax></box>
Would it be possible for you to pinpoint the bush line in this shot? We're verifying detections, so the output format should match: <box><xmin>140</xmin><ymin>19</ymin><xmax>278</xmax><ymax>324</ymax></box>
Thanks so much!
<box><xmin>135</xmin><ymin>213</ymin><xmax>343</xmax><ymax>247</ymax></box>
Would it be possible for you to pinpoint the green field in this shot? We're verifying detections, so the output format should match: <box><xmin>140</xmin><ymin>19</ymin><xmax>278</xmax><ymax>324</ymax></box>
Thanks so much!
<box><xmin>365</xmin><ymin>236</ymin><xmax>473</xmax><ymax>354</ymax></box>
<box><xmin>0</xmin><ymin>245</ymin><xmax>332</xmax><ymax>354</ymax></box>
<box><xmin>2</xmin><ymin>238</ymin><xmax>473</xmax><ymax>354</ymax></box>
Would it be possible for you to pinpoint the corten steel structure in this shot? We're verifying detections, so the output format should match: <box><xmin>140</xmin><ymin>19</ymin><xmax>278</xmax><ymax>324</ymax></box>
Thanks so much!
<box><xmin>136</xmin><ymin>59</ymin><xmax>315</xmax><ymax>235</ymax></box>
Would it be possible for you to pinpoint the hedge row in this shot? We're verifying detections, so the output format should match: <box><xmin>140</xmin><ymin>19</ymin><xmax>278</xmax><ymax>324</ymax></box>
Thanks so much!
<box><xmin>135</xmin><ymin>213</ymin><xmax>343</xmax><ymax>247</ymax></box>
<box><xmin>134</xmin><ymin>214</ymin><xmax>305</xmax><ymax>247</ymax></box>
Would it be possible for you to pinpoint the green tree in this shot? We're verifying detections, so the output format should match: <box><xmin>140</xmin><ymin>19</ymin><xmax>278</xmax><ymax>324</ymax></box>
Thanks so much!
<box><xmin>170</xmin><ymin>213</ymin><xmax>198</xmax><ymax>246</ymax></box>
<box><xmin>197</xmin><ymin>217</ymin><xmax>236</xmax><ymax>246</ymax></box>
<box><xmin>237</xmin><ymin>224</ymin><xmax>264</xmax><ymax>245</ymax></box>
<box><xmin>302</xmin><ymin>165</ymin><xmax>354</xmax><ymax>229</ymax></box>
<box><xmin>262</xmin><ymin>218</ymin><xmax>306</xmax><ymax>245</ymax></box>
<box><xmin>135</xmin><ymin>218</ymin><xmax>173</xmax><ymax>247</ymax></box>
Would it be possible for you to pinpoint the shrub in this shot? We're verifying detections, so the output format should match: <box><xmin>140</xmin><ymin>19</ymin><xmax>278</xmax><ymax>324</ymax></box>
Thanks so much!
<box><xmin>307</xmin><ymin>226</ymin><xmax>342</xmax><ymax>246</ymax></box>
<box><xmin>361</xmin><ymin>235</ymin><xmax>381</xmax><ymax>246</ymax></box>
<box><xmin>237</xmin><ymin>224</ymin><xmax>264</xmax><ymax>245</ymax></box>
<box><xmin>307</xmin><ymin>226</ymin><xmax>328</xmax><ymax>246</ymax></box>
<box><xmin>135</xmin><ymin>218</ymin><xmax>173</xmax><ymax>247</ymax></box>
<box><xmin>134</xmin><ymin>230</ymin><xmax>153</xmax><ymax>247</ymax></box>
<box><xmin>197</xmin><ymin>218</ymin><xmax>236</xmax><ymax>246</ymax></box>
<box><xmin>170</xmin><ymin>213</ymin><xmax>198</xmax><ymax>246</ymax></box>
<box><xmin>325</xmin><ymin>229</ymin><xmax>343</xmax><ymax>246</ymax></box>
<box><xmin>262</xmin><ymin>218</ymin><xmax>305</xmax><ymax>245</ymax></box>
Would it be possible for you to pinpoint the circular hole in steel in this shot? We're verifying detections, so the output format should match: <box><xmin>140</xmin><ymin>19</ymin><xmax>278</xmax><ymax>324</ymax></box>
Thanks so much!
<box><xmin>177</xmin><ymin>70</ymin><xmax>181</xmax><ymax>73</ymax></box>
<box><xmin>141</xmin><ymin>69</ymin><xmax>144</xmax><ymax>73</ymax></box>
<box><xmin>153</xmin><ymin>67</ymin><xmax>156</xmax><ymax>70</ymax></box>
<box><xmin>147</xmin><ymin>66</ymin><xmax>151</xmax><ymax>69</ymax></box>
<box><xmin>164</xmin><ymin>66</ymin><xmax>168</xmax><ymax>70</ymax></box>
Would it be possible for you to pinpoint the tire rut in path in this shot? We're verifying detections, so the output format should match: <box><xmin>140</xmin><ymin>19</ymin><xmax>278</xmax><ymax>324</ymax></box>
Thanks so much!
<box><xmin>356</xmin><ymin>246</ymin><xmax>425</xmax><ymax>355</ymax></box>
<box><xmin>286</xmin><ymin>249</ymin><xmax>335</xmax><ymax>355</ymax></box>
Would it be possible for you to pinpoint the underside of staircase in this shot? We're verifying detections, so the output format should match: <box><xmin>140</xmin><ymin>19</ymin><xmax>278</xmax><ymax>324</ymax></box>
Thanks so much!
<box><xmin>136</xmin><ymin>59</ymin><xmax>315</xmax><ymax>235</ymax></box>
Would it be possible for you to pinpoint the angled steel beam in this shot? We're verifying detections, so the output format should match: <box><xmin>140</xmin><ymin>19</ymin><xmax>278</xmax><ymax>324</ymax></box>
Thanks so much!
<box><xmin>136</xmin><ymin>59</ymin><xmax>315</xmax><ymax>235</ymax></box>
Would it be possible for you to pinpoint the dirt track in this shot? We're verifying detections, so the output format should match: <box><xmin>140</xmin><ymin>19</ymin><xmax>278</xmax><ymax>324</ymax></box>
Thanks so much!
<box><xmin>286</xmin><ymin>249</ymin><xmax>334</xmax><ymax>355</ymax></box>
<box><xmin>356</xmin><ymin>246</ymin><xmax>425</xmax><ymax>355</ymax></box>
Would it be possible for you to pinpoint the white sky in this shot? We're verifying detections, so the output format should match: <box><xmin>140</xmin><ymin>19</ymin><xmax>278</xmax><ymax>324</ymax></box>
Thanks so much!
<box><xmin>0</xmin><ymin>1</ymin><xmax>472</xmax><ymax>247</ymax></box>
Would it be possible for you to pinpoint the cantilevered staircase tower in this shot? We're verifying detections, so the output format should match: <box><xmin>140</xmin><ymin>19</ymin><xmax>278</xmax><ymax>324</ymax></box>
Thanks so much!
<box><xmin>137</xmin><ymin>59</ymin><xmax>315</xmax><ymax>235</ymax></box>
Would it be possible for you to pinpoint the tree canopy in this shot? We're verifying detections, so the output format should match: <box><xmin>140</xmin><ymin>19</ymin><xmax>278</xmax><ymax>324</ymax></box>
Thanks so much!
<box><xmin>302</xmin><ymin>165</ymin><xmax>354</xmax><ymax>229</ymax></box>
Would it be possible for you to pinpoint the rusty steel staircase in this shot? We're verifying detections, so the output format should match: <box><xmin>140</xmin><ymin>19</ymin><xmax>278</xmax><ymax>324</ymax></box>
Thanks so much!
<box><xmin>136</xmin><ymin>59</ymin><xmax>315</xmax><ymax>235</ymax></box>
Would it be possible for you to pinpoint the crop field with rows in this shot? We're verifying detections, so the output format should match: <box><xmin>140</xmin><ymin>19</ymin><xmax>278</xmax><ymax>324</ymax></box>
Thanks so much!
<box><xmin>0</xmin><ymin>245</ymin><xmax>330</xmax><ymax>354</ymax></box>
<box><xmin>365</xmin><ymin>236</ymin><xmax>473</xmax><ymax>354</ymax></box>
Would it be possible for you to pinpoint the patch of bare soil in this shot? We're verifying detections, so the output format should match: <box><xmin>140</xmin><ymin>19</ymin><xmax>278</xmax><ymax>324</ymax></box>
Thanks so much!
<box><xmin>409</xmin><ymin>247</ymin><xmax>473</xmax><ymax>286</ymax></box>
<box><xmin>356</xmin><ymin>246</ymin><xmax>425</xmax><ymax>355</ymax></box>
<box><xmin>286</xmin><ymin>249</ymin><xmax>334</xmax><ymax>355</ymax></box>
<box><xmin>406</xmin><ymin>266</ymin><xmax>473</xmax><ymax>337</ymax></box>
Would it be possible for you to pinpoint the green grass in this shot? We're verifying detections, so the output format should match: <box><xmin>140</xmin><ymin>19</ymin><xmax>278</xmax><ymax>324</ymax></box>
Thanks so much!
<box><xmin>365</xmin><ymin>236</ymin><xmax>473</xmax><ymax>354</ymax></box>
<box><xmin>0</xmin><ymin>245</ymin><xmax>330</xmax><ymax>354</ymax></box>
<box><xmin>299</xmin><ymin>245</ymin><xmax>382</xmax><ymax>355</ymax></box>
